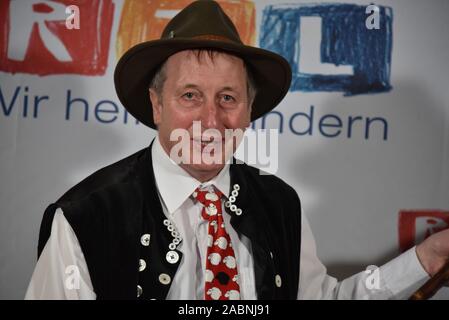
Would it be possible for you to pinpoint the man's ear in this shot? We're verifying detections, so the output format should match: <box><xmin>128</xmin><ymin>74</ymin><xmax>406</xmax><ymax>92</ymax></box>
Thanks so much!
<box><xmin>149</xmin><ymin>88</ymin><xmax>162</xmax><ymax>126</ymax></box>
<box><xmin>246</xmin><ymin>102</ymin><xmax>253</xmax><ymax>126</ymax></box>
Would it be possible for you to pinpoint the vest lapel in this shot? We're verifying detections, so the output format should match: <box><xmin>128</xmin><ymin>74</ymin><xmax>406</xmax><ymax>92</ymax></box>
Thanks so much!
<box><xmin>228</xmin><ymin>162</ymin><xmax>276</xmax><ymax>299</ymax></box>
<box><xmin>137</xmin><ymin>142</ymin><xmax>184</xmax><ymax>300</ymax></box>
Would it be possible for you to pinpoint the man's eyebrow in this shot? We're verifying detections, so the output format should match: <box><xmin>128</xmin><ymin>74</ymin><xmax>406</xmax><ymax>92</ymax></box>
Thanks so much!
<box><xmin>177</xmin><ymin>84</ymin><xmax>241</xmax><ymax>92</ymax></box>
<box><xmin>179</xmin><ymin>84</ymin><xmax>201</xmax><ymax>90</ymax></box>
<box><xmin>219</xmin><ymin>86</ymin><xmax>239</xmax><ymax>92</ymax></box>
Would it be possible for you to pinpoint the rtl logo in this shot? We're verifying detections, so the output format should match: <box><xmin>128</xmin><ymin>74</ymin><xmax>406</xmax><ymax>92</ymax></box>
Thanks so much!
<box><xmin>0</xmin><ymin>0</ymin><xmax>114</xmax><ymax>76</ymax></box>
<box><xmin>260</xmin><ymin>4</ymin><xmax>393</xmax><ymax>95</ymax></box>
<box><xmin>398</xmin><ymin>210</ymin><xmax>449</xmax><ymax>252</ymax></box>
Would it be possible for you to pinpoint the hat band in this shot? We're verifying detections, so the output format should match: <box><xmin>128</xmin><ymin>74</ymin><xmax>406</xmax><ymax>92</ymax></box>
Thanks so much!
<box><xmin>192</xmin><ymin>34</ymin><xmax>237</xmax><ymax>43</ymax></box>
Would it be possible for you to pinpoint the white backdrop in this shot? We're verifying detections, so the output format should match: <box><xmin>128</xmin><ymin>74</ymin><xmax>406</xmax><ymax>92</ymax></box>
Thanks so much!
<box><xmin>1</xmin><ymin>0</ymin><xmax>448</xmax><ymax>299</ymax></box>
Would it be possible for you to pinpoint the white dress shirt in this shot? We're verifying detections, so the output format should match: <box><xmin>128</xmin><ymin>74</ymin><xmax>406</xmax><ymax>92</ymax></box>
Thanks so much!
<box><xmin>25</xmin><ymin>137</ymin><xmax>430</xmax><ymax>299</ymax></box>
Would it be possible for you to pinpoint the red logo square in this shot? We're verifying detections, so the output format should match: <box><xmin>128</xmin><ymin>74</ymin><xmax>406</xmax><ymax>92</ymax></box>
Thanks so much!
<box><xmin>398</xmin><ymin>210</ymin><xmax>449</xmax><ymax>252</ymax></box>
<box><xmin>0</xmin><ymin>0</ymin><xmax>114</xmax><ymax>76</ymax></box>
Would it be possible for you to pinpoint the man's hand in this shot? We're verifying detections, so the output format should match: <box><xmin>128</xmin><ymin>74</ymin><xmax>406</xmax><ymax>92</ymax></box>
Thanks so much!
<box><xmin>416</xmin><ymin>228</ymin><xmax>449</xmax><ymax>277</ymax></box>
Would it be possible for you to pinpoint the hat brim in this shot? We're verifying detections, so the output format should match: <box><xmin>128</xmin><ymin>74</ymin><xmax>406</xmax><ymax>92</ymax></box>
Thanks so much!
<box><xmin>114</xmin><ymin>39</ymin><xmax>292</xmax><ymax>129</ymax></box>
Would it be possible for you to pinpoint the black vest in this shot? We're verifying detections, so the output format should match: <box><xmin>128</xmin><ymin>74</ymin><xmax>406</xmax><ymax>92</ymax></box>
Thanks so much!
<box><xmin>38</xmin><ymin>144</ymin><xmax>302</xmax><ymax>299</ymax></box>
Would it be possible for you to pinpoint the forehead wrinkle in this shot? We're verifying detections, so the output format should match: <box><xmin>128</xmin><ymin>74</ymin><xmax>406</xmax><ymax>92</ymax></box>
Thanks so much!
<box><xmin>165</xmin><ymin>50</ymin><xmax>248</xmax><ymax>96</ymax></box>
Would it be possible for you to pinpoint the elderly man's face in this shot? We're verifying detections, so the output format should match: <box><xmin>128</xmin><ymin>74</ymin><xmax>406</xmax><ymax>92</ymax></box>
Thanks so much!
<box><xmin>149</xmin><ymin>50</ymin><xmax>252</xmax><ymax>181</ymax></box>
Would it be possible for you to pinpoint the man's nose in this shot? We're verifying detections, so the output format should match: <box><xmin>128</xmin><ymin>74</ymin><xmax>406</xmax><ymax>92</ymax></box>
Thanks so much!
<box><xmin>201</xmin><ymin>99</ymin><xmax>221</xmax><ymax>129</ymax></box>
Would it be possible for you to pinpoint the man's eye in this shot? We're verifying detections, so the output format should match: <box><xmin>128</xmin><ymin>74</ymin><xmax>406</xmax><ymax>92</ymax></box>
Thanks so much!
<box><xmin>183</xmin><ymin>92</ymin><xmax>195</xmax><ymax>99</ymax></box>
<box><xmin>222</xmin><ymin>94</ymin><xmax>235</xmax><ymax>102</ymax></box>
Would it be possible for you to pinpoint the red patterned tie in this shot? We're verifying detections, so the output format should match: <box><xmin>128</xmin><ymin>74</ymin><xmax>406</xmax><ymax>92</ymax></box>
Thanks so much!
<box><xmin>193</xmin><ymin>187</ymin><xmax>241</xmax><ymax>300</ymax></box>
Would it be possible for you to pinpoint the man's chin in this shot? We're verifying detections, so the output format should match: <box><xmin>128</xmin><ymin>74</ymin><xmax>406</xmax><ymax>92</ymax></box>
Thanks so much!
<box><xmin>180</xmin><ymin>162</ymin><xmax>227</xmax><ymax>177</ymax></box>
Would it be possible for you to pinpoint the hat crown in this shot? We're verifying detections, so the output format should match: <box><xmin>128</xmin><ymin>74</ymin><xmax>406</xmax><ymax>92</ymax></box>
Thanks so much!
<box><xmin>161</xmin><ymin>0</ymin><xmax>243</xmax><ymax>44</ymax></box>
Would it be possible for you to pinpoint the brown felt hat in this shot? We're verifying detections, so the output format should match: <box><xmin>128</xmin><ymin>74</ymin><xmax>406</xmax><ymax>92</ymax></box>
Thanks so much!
<box><xmin>114</xmin><ymin>0</ymin><xmax>292</xmax><ymax>129</ymax></box>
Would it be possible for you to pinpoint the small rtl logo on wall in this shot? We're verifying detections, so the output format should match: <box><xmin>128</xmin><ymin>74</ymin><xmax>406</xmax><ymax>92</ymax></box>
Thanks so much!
<box><xmin>398</xmin><ymin>210</ymin><xmax>449</xmax><ymax>252</ymax></box>
<box><xmin>0</xmin><ymin>0</ymin><xmax>114</xmax><ymax>76</ymax></box>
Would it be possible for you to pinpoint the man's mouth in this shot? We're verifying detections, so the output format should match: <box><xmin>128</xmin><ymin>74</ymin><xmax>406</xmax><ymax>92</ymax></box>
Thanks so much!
<box><xmin>191</xmin><ymin>138</ymin><xmax>224</xmax><ymax>148</ymax></box>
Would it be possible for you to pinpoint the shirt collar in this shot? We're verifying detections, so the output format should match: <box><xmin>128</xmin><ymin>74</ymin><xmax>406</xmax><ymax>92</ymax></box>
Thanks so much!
<box><xmin>151</xmin><ymin>135</ymin><xmax>230</xmax><ymax>216</ymax></box>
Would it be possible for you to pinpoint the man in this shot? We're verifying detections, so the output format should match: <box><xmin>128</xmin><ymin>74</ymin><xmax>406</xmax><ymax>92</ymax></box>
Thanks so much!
<box><xmin>26</xmin><ymin>0</ymin><xmax>448</xmax><ymax>300</ymax></box>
